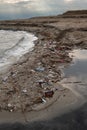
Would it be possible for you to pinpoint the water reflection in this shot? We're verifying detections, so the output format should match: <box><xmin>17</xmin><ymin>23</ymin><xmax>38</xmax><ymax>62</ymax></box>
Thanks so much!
<box><xmin>61</xmin><ymin>49</ymin><xmax>87</xmax><ymax>98</ymax></box>
<box><xmin>65</xmin><ymin>49</ymin><xmax>87</xmax><ymax>76</ymax></box>
<box><xmin>0</xmin><ymin>0</ymin><xmax>87</xmax><ymax>20</ymax></box>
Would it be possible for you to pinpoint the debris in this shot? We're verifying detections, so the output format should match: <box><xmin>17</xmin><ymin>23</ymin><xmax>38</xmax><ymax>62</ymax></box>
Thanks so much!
<box><xmin>0</xmin><ymin>16</ymin><xmax>84</xmax><ymax>113</ymax></box>
<box><xmin>8</xmin><ymin>103</ymin><xmax>12</xmax><ymax>107</ymax></box>
<box><xmin>30</xmin><ymin>69</ymin><xmax>35</xmax><ymax>73</ymax></box>
<box><xmin>22</xmin><ymin>89</ymin><xmax>27</xmax><ymax>93</ymax></box>
<box><xmin>2</xmin><ymin>76</ymin><xmax>8</xmax><ymax>82</ymax></box>
<box><xmin>44</xmin><ymin>90</ymin><xmax>54</xmax><ymax>98</ymax></box>
<box><xmin>42</xmin><ymin>98</ymin><xmax>46</xmax><ymax>103</ymax></box>
<box><xmin>6</xmin><ymin>90</ymin><xmax>14</xmax><ymax>95</ymax></box>
<box><xmin>48</xmin><ymin>74</ymin><xmax>54</xmax><ymax>78</ymax></box>
<box><xmin>37</xmin><ymin>79</ymin><xmax>46</xmax><ymax>88</ymax></box>
<box><xmin>10</xmin><ymin>109</ymin><xmax>13</xmax><ymax>112</ymax></box>
<box><xmin>35</xmin><ymin>66</ymin><xmax>45</xmax><ymax>72</ymax></box>
<box><xmin>34</xmin><ymin>97</ymin><xmax>43</xmax><ymax>104</ymax></box>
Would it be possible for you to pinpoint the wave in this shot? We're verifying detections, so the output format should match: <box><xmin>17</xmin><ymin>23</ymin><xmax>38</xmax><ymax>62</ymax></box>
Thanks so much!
<box><xmin>0</xmin><ymin>30</ymin><xmax>37</xmax><ymax>73</ymax></box>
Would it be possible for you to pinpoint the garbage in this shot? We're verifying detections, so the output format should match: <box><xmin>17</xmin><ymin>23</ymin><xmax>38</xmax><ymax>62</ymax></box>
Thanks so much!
<box><xmin>22</xmin><ymin>89</ymin><xmax>27</xmax><ymax>93</ymax></box>
<box><xmin>7</xmin><ymin>104</ymin><xmax>14</xmax><ymax>112</ymax></box>
<box><xmin>48</xmin><ymin>74</ymin><xmax>54</xmax><ymax>78</ymax></box>
<box><xmin>37</xmin><ymin>79</ymin><xmax>44</xmax><ymax>83</ymax></box>
<box><xmin>41</xmin><ymin>82</ymin><xmax>50</xmax><ymax>90</ymax></box>
<box><xmin>42</xmin><ymin>98</ymin><xmax>46</xmax><ymax>103</ymax></box>
<box><xmin>36</xmin><ymin>79</ymin><xmax>46</xmax><ymax>88</ymax></box>
<box><xmin>2</xmin><ymin>76</ymin><xmax>8</xmax><ymax>82</ymax></box>
<box><xmin>1</xmin><ymin>20</ymin><xmax>82</xmax><ymax>113</ymax></box>
<box><xmin>44</xmin><ymin>90</ymin><xmax>54</xmax><ymax>98</ymax></box>
<box><xmin>35</xmin><ymin>66</ymin><xmax>45</xmax><ymax>72</ymax></box>
<box><xmin>8</xmin><ymin>103</ymin><xmax>12</xmax><ymax>107</ymax></box>
<box><xmin>34</xmin><ymin>97</ymin><xmax>43</xmax><ymax>104</ymax></box>
<box><xmin>30</xmin><ymin>69</ymin><xmax>35</xmax><ymax>73</ymax></box>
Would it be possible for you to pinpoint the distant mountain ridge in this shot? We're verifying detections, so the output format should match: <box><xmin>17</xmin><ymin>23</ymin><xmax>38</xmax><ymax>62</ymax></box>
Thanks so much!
<box><xmin>63</xmin><ymin>10</ymin><xmax>87</xmax><ymax>15</ymax></box>
<box><xmin>57</xmin><ymin>10</ymin><xmax>87</xmax><ymax>18</ymax></box>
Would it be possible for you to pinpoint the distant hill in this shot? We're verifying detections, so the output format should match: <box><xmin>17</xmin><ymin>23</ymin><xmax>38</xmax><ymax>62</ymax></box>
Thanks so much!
<box><xmin>63</xmin><ymin>10</ymin><xmax>87</xmax><ymax>15</ymax></box>
<box><xmin>58</xmin><ymin>10</ymin><xmax>87</xmax><ymax>18</ymax></box>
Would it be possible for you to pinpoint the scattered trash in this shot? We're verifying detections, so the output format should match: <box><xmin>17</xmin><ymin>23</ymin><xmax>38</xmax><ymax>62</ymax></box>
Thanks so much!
<box><xmin>9</xmin><ymin>109</ymin><xmax>13</xmax><ymax>112</ymax></box>
<box><xmin>22</xmin><ymin>89</ymin><xmax>27</xmax><ymax>93</ymax></box>
<box><xmin>30</xmin><ymin>69</ymin><xmax>35</xmax><ymax>73</ymax></box>
<box><xmin>35</xmin><ymin>66</ymin><xmax>45</xmax><ymax>72</ymax></box>
<box><xmin>42</xmin><ymin>98</ymin><xmax>46</xmax><ymax>103</ymax></box>
<box><xmin>44</xmin><ymin>90</ymin><xmax>54</xmax><ymax>98</ymax></box>
<box><xmin>48</xmin><ymin>74</ymin><xmax>54</xmax><ymax>78</ymax></box>
<box><xmin>41</xmin><ymin>82</ymin><xmax>50</xmax><ymax>90</ymax></box>
<box><xmin>8</xmin><ymin>103</ymin><xmax>12</xmax><ymax>107</ymax></box>
<box><xmin>6</xmin><ymin>90</ymin><xmax>14</xmax><ymax>95</ymax></box>
<box><xmin>34</xmin><ymin>97</ymin><xmax>43</xmax><ymax>104</ymax></box>
<box><xmin>37</xmin><ymin>80</ymin><xmax>44</xmax><ymax>83</ymax></box>
<box><xmin>0</xmin><ymin>20</ymin><xmax>79</xmax><ymax>113</ymax></box>
<box><xmin>2</xmin><ymin>76</ymin><xmax>8</xmax><ymax>82</ymax></box>
<box><xmin>36</xmin><ymin>79</ymin><xmax>46</xmax><ymax>87</ymax></box>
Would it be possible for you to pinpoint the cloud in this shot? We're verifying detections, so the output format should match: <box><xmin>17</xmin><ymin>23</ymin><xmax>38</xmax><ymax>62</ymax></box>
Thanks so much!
<box><xmin>64</xmin><ymin>0</ymin><xmax>74</xmax><ymax>3</ymax></box>
<box><xmin>0</xmin><ymin>0</ymin><xmax>30</xmax><ymax>4</ymax></box>
<box><xmin>0</xmin><ymin>0</ymin><xmax>87</xmax><ymax>20</ymax></box>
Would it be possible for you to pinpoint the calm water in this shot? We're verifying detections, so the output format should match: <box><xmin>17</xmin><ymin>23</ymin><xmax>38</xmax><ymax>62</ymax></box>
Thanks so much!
<box><xmin>61</xmin><ymin>49</ymin><xmax>87</xmax><ymax>98</ymax></box>
<box><xmin>0</xmin><ymin>0</ymin><xmax>87</xmax><ymax>20</ymax></box>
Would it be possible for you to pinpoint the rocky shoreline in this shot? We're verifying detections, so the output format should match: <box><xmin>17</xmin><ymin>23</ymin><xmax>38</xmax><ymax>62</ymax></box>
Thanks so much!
<box><xmin>0</xmin><ymin>12</ymin><xmax>87</xmax><ymax>118</ymax></box>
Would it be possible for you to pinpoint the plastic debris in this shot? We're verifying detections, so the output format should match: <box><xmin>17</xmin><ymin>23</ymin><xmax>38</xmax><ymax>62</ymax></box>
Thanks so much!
<box><xmin>37</xmin><ymin>79</ymin><xmax>46</xmax><ymax>87</ymax></box>
<box><xmin>22</xmin><ymin>89</ymin><xmax>27</xmax><ymax>93</ymax></box>
<box><xmin>2</xmin><ymin>76</ymin><xmax>8</xmax><ymax>82</ymax></box>
<box><xmin>8</xmin><ymin>103</ymin><xmax>12</xmax><ymax>107</ymax></box>
<box><xmin>44</xmin><ymin>90</ymin><xmax>54</xmax><ymax>98</ymax></box>
<box><xmin>42</xmin><ymin>98</ymin><xmax>46</xmax><ymax>103</ymax></box>
<box><xmin>35</xmin><ymin>66</ymin><xmax>45</xmax><ymax>72</ymax></box>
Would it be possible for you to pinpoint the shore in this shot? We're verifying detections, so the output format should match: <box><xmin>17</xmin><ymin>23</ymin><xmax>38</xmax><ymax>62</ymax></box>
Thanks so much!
<box><xmin>0</xmin><ymin>11</ymin><xmax>87</xmax><ymax>123</ymax></box>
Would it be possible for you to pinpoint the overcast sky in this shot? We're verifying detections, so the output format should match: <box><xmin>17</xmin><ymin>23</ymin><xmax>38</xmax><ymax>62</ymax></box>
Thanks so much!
<box><xmin>0</xmin><ymin>0</ymin><xmax>87</xmax><ymax>20</ymax></box>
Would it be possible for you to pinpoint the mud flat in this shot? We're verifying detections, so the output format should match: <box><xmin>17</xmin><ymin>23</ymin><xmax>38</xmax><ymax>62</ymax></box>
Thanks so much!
<box><xmin>0</xmin><ymin>10</ymin><xmax>87</xmax><ymax>124</ymax></box>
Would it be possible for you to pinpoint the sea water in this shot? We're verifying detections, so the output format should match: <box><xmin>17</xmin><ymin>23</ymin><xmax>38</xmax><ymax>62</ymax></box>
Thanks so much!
<box><xmin>0</xmin><ymin>30</ymin><xmax>37</xmax><ymax>73</ymax></box>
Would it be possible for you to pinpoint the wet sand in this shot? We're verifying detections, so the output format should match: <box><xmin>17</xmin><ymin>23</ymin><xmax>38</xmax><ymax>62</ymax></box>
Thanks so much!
<box><xmin>0</xmin><ymin>88</ymin><xmax>82</xmax><ymax>123</ymax></box>
<box><xmin>0</xmin><ymin>102</ymin><xmax>87</xmax><ymax>130</ymax></box>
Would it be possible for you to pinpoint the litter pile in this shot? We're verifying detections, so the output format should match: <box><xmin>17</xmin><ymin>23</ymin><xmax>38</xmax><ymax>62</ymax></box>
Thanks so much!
<box><xmin>0</xmin><ymin>38</ymin><xmax>71</xmax><ymax>112</ymax></box>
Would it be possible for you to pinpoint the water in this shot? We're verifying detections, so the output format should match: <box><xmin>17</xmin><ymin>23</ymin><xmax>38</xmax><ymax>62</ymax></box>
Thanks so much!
<box><xmin>0</xmin><ymin>0</ymin><xmax>87</xmax><ymax>20</ymax></box>
<box><xmin>0</xmin><ymin>30</ymin><xmax>37</xmax><ymax>73</ymax></box>
<box><xmin>61</xmin><ymin>49</ymin><xmax>87</xmax><ymax>98</ymax></box>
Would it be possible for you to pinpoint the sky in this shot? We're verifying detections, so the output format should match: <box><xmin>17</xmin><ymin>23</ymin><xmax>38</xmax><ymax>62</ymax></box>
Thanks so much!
<box><xmin>0</xmin><ymin>0</ymin><xmax>87</xmax><ymax>20</ymax></box>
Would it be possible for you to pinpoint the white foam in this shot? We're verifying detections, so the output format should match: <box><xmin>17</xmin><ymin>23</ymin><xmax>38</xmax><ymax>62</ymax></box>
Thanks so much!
<box><xmin>0</xmin><ymin>30</ymin><xmax>38</xmax><ymax>73</ymax></box>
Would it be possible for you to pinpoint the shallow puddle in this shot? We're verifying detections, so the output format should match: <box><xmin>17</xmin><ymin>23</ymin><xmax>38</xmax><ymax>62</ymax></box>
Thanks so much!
<box><xmin>61</xmin><ymin>49</ymin><xmax>87</xmax><ymax>99</ymax></box>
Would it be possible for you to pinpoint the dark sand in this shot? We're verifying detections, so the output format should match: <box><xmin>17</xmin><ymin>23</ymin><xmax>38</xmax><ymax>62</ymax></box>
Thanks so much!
<box><xmin>0</xmin><ymin>103</ymin><xmax>87</xmax><ymax>130</ymax></box>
